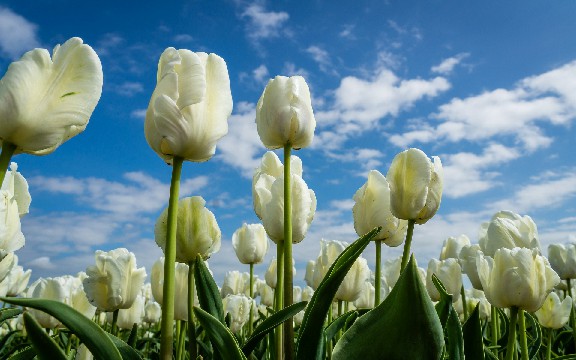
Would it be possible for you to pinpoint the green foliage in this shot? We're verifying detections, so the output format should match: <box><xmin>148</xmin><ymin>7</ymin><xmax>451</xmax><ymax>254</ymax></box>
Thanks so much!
<box><xmin>21</xmin><ymin>312</ymin><xmax>67</xmax><ymax>360</ymax></box>
<box><xmin>432</xmin><ymin>274</ymin><xmax>464</xmax><ymax>360</ymax></box>
<box><xmin>193</xmin><ymin>306</ymin><xmax>246</xmax><ymax>360</ymax></box>
<box><xmin>462</xmin><ymin>304</ymin><xmax>484</xmax><ymax>360</ymax></box>
<box><xmin>194</xmin><ymin>257</ymin><xmax>225</xmax><ymax>324</ymax></box>
<box><xmin>332</xmin><ymin>256</ymin><xmax>444</xmax><ymax>360</ymax></box>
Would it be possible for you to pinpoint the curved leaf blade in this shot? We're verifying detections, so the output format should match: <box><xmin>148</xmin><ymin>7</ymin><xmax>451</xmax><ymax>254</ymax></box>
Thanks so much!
<box><xmin>193</xmin><ymin>306</ymin><xmax>246</xmax><ymax>360</ymax></box>
<box><xmin>1</xmin><ymin>297</ymin><xmax>122</xmax><ymax>360</ymax></box>
<box><xmin>463</xmin><ymin>304</ymin><xmax>484</xmax><ymax>360</ymax></box>
<box><xmin>107</xmin><ymin>333</ymin><xmax>143</xmax><ymax>360</ymax></box>
<box><xmin>194</xmin><ymin>257</ymin><xmax>225</xmax><ymax>324</ymax></box>
<box><xmin>0</xmin><ymin>308</ymin><xmax>22</xmax><ymax>323</ymax></box>
<box><xmin>22</xmin><ymin>312</ymin><xmax>67</xmax><ymax>360</ymax></box>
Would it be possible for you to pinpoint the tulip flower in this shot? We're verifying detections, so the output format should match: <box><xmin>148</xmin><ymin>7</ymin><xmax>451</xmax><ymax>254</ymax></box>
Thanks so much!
<box><xmin>0</xmin><ymin>190</ymin><xmax>24</xmax><ymax>253</ymax></box>
<box><xmin>535</xmin><ymin>292</ymin><xmax>572</xmax><ymax>329</ymax></box>
<box><xmin>144</xmin><ymin>301</ymin><xmax>162</xmax><ymax>324</ymax></box>
<box><xmin>0</xmin><ymin>264</ymin><xmax>31</xmax><ymax>297</ymax></box>
<box><xmin>256</xmin><ymin>76</ymin><xmax>316</xmax><ymax>150</ymax></box>
<box><xmin>258</xmin><ymin>281</ymin><xmax>275</xmax><ymax>307</ymax></box>
<box><xmin>222</xmin><ymin>294</ymin><xmax>254</xmax><ymax>333</ymax></box>
<box><xmin>265</xmin><ymin>257</ymin><xmax>295</xmax><ymax>288</ymax></box>
<box><xmin>548</xmin><ymin>243</ymin><xmax>576</xmax><ymax>280</ymax></box>
<box><xmin>387</xmin><ymin>148</ymin><xmax>443</xmax><ymax>224</ymax></box>
<box><xmin>232</xmin><ymin>223</ymin><xmax>269</xmax><ymax>265</ymax></box>
<box><xmin>478</xmin><ymin>247</ymin><xmax>559</xmax><ymax>312</ymax></box>
<box><xmin>426</xmin><ymin>258</ymin><xmax>463</xmax><ymax>302</ymax></box>
<box><xmin>1</xmin><ymin>162</ymin><xmax>31</xmax><ymax>217</ymax></box>
<box><xmin>311</xmin><ymin>240</ymin><xmax>348</xmax><ymax>290</ymax></box>
<box><xmin>83</xmin><ymin>248</ymin><xmax>147</xmax><ymax>312</ymax></box>
<box><xmin>0</xmin><ymin>37</ymin><xmax>103</xmax><ymax>156</ymax></box>
<box><xmin>353</xmin><ymin>281</ymin><xmax>376</xmax><ymax>309</ymax></box>
<box><xmin>454</xmin><ymin>288</ymin><xmax>491</xmax><ymax>321</ymax></box>
<box><xmin>150</xmin><ymin>258</ymin><xmax>193</xmax><ymax>321</ymax></box>
<box><xmin>109</xmin><ymin>294</ymin><xmax>145</xmax><ymax>330</ymax></box>
<box><xmin>336</xmin><ymin>256</ymin><xmax>370</xmax><ymax>302</ymax></box>
<box><xmin>478</xmin><ymin>210</ymin><xmax>540</xmax><ymax>257</ymax></box>
<box><xmin>458</xmin><ymin>244</ymin><xmax>484</xmax><ymax>290</ymax></box>
<box><xmin>155</xmin><ymin>196</ymin><xmax>221</xmax><ymax>263</ymax></box>
<box><xmin>144</xmin><ymin>48</ymin><xmax>232</xmax><ymax>164</ymax></box>
<box><xmin>439</xmin><ymin>234</ymin><xmax>471</xmax><ymax>260</ymax></box>
<box><xmin>304</xmin><ymin>260</ymin><xmax>315</xmax><ymax>287</ymax></box>
<box><xmin>221</xmin><ymin>270</ymin><xmax>248</xmax><ymax>298</ymax></box>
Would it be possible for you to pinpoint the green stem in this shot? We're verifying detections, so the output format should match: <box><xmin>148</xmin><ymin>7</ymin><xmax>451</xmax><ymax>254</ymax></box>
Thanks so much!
<box><xmin>188</xmin><ymin>260</ymin><xmax>197</xmax><ymax>360</ymax></box>
<box><xmin>275</xmin><ymin>242</ymin><xmax>285</xmax><ymax>360</ymax></box>
<box><xmin>568</xmin><ymin>278</ymin><xmax>576</xmax><ymax>350</ymax></box>
<box><xmin>176</xmin><ymin>320</ymin><xmax>186</xmax><ymax>360</ymax></box>
<box><xmin>518</xmin><ymin>310</ymin><xmax>528</xmax><ymax>360</ymax></box>
<box><xmin>111</xmin><ymin>309</ymin><xmax>119</xmax><ymax>336</ymax></box>
<box><xmin>505</xmin><ymin>307</ymin><xmax>519</xmax><ymax>360</ymax></box>
<box><xmin>375</xmin><ymin>240</ymin><xmax>382</xmax><ymax>306</ymax></box>
<box><xmin>460</xmin><ymin>285</ymin><xmax>468</xmax><ymax>320</ymax></box>
<box><xmin>283</xmin><ymin>144</ymin><xmax>294</xmax><ymax>360</ymax></box>
<box><xmin>0</xmin><ymin>142</ymin><xmax>16</xmax><ymax>186</ymax></box>
<box><xmin>491</xmin><ymin>305</ymin><xmax>500</xmax><ymax>357</ymax></box>
<box><xmin>160</xmin><ymin>156</ymin><xmax>184</xmax><ymax>360</ymax></box>
<box><xmin>249</xmin><ymin>263</ymin><xmax>254</xmax><ymax>336</ymax></box>
<box><xmin>400</xmin><ymin>219</ymin><xmax>415</xmax><ymax>272</ymax></box>
<box><xmin>327</xmin><ymin>304</ymin><xmax>333</xmax><ymax>360</ymax></box>
<box><xmin>546</xmin><ymin>328</ymin><xmax>552</xmax><ymax>360</ymax></box>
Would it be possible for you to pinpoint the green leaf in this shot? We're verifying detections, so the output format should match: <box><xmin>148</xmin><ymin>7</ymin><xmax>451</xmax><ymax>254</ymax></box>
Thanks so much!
<box><xmin>22</xmin><ymin>312</ymin><xmax>67</xmax><ymax>360</ymax></box>
<box><xmin>7</xmin><ymin>346</ymin><xmax>36</xmax><ymax>360</ymax></box>
<box><xmin>462</xmin><ymin>304</ymin><xmax>484</xmax><ymax>360</ymax></box>
<box><xmin>524</xmin><ymin>312</ymin><xmax>542</xmax><ymax>359</ymax></box>
<box><xmin>194</xmin><ymin>257</ymin><xmax>225</xmax><ymax>324</ymax></box>
<box><xmin>332</xmin><ymin>256</ymin><xmax>444</xmax><ymax>360</ymax></box>
<box><xmin>127</xmin><ymin>323</ymin><xmax>138</xmax><ymax>348</ymax></box>
<box><xmin>325</xmin><ymin>311</ymin><xmax>358</xmax><ymax>343</ymax></box>
<box><xmin>433</xmin><ymin>275</ymin><xmax>464</xmax><ymax>360</ymax></box>
<box><xmin>107</xmin><ymin>333</ymin><xmax>144</xmax><ymax>360</ymax></box>
<box><xmin>193</xmin><ymin>306</ymin><xmax>247</xmax><ymax>360</ymax></box>
<box><xmin>1</xmin><ymin>297</ymin><xmax>122</xmax><ymax>360</ymax></box>
<box><xmin>0</xmin><ymin>308</ymin><xmax>22</xmax><ymax>323</ymax></box>
<box><xmin>296</xmin><ymin>227</ymin><xmax>380</xmax><ymax>360</ymax></box>
<box><xmin>242</xmin><ymin>301</ymin><xmax>307</xmax><ymax>356</ymax></box>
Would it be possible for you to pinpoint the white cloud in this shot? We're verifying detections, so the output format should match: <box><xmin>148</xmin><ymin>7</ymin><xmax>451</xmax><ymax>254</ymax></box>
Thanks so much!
<box><xmin>26</xmin><ymin>256</ymin><xmax>55</xmax><ymax>270</ymax></box>
<box><xmin>217</xmin><ymin>102</ymin><xmax>266</xmax><ymax>178</ymax></box>
<box><xmin>252</xmin><ymin>64</ymin><xmax>269</xmax><ymax>83</ymax></box>
<box><xmin>112</xmin><ymin>81</ymin><xmax>144</xmax><ymax>97</ymax></box>
<box><xmin>0</xmin><ymin>6</ymin><xmax>40</xmax><ymax>59</ymax></box>
<box><xmin>96</xmin><ymin>33</ymin><xmax>124</xmax><ymax>56</ymax></box>
<box><xmin>131</xmin><ymin>108</ymin><xmax>147</xmax><ymax>119</ymax></box>
<box><xmin>174</xmin><ymin>34</ymin><xmax>194</xmax><ymax>43</ymax></box>
<box><xmin>282</xmin><ymin>62</ymin><xmax>309</xmax><ymax>78</ymax></box>
<box><xmin>431</xmin><ymin>53</ymin><xmax>469</xmax><ymax>75</ymax></box>
<box><xmin>339</xmin><ymin>24</ymin><xmax>356</xmax><ymax>39</ymax></box>
<box><xmin>306</xmin><ymin>45</ymin><xmax>335</xmax><ymax>74</ymax></box>
<box><xmin>240</xmin><ymin>3</ymin><xmax>289</xmax><ymax>44</ymax></box>
<box><xmin>441</xmin><ymin>143</ymin><xmax>521</xmax><ymax>198</ymax></box>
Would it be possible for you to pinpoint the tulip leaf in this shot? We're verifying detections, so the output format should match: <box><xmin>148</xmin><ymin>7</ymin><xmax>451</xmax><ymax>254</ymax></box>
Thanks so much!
<box><xmin>332</xmin><ymin>256</ymin><xmax>444</xmax><ymax>360</ymax></box>
<box><xmin>0</xmin><ymin>308</ymin><xmax>22</xmax><ymax>323</ymax></box>
<box><xmin>325</xmin><ymin>310</ymin><xmax>358</xmax><ymax>343</ymax></box>
<box><xmin>0</xmin><ymin>297</ymin><xmax>122</xmax><ymax>360</ymax></box>
<box><xmin>295</xmin><ymin>227</ymin><xmax>380</xmax><ymax>360</ymax></box>
<box><xmin>194</xmin><ymin>257</ymin><xmax>225</xmax><ymax>324</ymax></box>
<box><xmin>193</xmin><ymin>306</ymin><xmax>247</xmax><ymax>360</ymax></box>
<box><xmin>525</xmin><ymin>312</ymin><xmax>542</xmax><ymax>359</ymax></box>
<box><xmin>22</xmin><ymin>312</ymin><xmax>67</xmax><ymax>360</ymax></box>
<box><xmin>242</xmin><ymin>301</ymin><xmax>307</xmax><ymax>356</ymax></box>
<box><xmin>462</xmin><ymin>304</ymin><xmax>484</xmax><ymax>360</ymax></box>
<box><xmin>107</xmin><ymin>333</ymin><xmax>143</xmax><ymax>360</ymax></box>
<box><xmin>433</xmin><ymin>275</ymin><xmax>464</xmax><ymax>360</ymax></box>
<box><xmin>7</xmin><ymin>346</ymin><xmax>36</xmax><ymax>360</ymax></box>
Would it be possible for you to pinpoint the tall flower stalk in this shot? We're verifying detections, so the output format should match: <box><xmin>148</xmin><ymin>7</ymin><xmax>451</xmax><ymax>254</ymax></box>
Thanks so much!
<box><xmin>188</xmin><ymin>260</ymin><xmax>197</xmax><ymax>359</ymax></box>
<box><xmin>283</xmin><ymin>144</ymin><xmax>294</xmax><ymax>358</ymax></box>
<box><xmin>0</xmin><ymin>143</ymin><xmax>16</xmax><ymax>186</ymax></box>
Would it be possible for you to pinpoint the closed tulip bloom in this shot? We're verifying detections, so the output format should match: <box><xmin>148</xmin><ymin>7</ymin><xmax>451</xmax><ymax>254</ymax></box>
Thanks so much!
<box><xmin>382</xmin><ymin>256</ymin><xmax>402</xmax><ymax>289</ymax></box>
<box><xmin>110</xmin><ymin>294</ymin><xmax>145</xmax><ymax>330</ymax></box>
<box><xmin>220</xmin><ymin>270</ymin><xmax>246</xmax><ymax>297</ymax></box>
<box><xmin>257</xmin><ymin>281</ymin><xmax>275</xmax><ymax>307</ymax></box>
<box><xmin>1</xmin><ymin>163</ymin><xmax>31</xmax><ymax>217</ymax></box>
<box><xmin>535</xmin><ymin>292</ymin><xmax>572</xmax><ymax>329</ymax></box>
<box><xmin>151</xmin><ymin>258</ymin><xmax>193</xmax><ymax>321</ymax></box>
<box><xmin>83</xmin><ymin>248</ymin><xmax>147</xmax><ymax>312</ymax></box>
<box><xmin>264</xmin><ymin>257</ymin><xmax>295</xmax><ymax>288</ymax></box>
<box><xmin>256</xmin><ymin>75</ymin><xmax>316</xmax><ymax>149</ymax></box>
<box><xmin>222</xmin><ymin>294</ymin><xmax>254</xmax><ymax>333</ymax></box>
<box><xmin>479</xmin><ymin>210</ymin><xmax>540</xmax><ymax>257</ymax></box>
<box><xmin>155</xmin><ymin>196</ymin><xmax>221</xmax><ymax>263</ymax></box>
<box><xmin>352</xmin><ymin>170</ymin><xmax>407</xmax><ymax>246</ymax></box>
<box><xmin>304</xmin><ymin>260</ymin><xmax>315</xmax><ymax>287</ymax></box>
<box><xmin>144</xmin><ymin>301</ymin><xmax>162</xmax><ymax>324</ymax></box>
<box><xmin>145</xmin><ymin>48</ymin><xmax>232</xmax><ymax>163</ymax></box>
<box><xmin>478</xmin><ymin>247</ymin><xmax>560</xmax><ymax>312</ymax></box>
<box><xmin>232</xmin><ymin>223</ymin><xmax>269</xmax><ymax>264</ymax></box>
<box><xmin>458</xmin><ymin>244</ymin><xmax>484</xmax><ymax>290</ymax></box>
<box><xmin>0</xmin><ymin>37</ymin><xmax>102</xmax><ymax>155</ymax></box>
<box><xmin>336</xmin><ymin>256</ymin><xmax>370</xmax><ymax>302</ymax></box>
<box><xmin>548</xmin><ymin>243</ymin><xmax>576</xmax><ymax>280</ymax></box>
<box><xmin>426</xmin><ymin>258</ymin><xmax>462</xmax><ymax>302</ymax></box>
<box><xmin>311</xmin><ymin>240</ymin><xmax>348</xmax><ymax>290</ymax></box>
<box><xmin>387</xmin><ymin>148</ymin><xmax>443</xmax><ymax>224</ymax></box>
<box><xmin>440</xmin><ymin>234</ymin><xmax>471</xmax><ymax>260</ymax></box>
<box><xmin>0</xmin><ymin>189</ymin><xmax>24</xmax><ymax>252</ymax></box>
<box><xmin>454</xmin><ymin>288</ymin><xmax>491</xmax><ymax>321</ymax></box>
<box><xmin>353</xmin><ymin>281</ymin><xmax>376</xmax><ymax>309</ymax></box>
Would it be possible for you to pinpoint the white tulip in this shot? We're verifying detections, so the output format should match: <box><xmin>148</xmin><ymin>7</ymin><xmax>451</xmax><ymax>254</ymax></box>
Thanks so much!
<box><xmin>353</xmin><ymin>281</ymin><xmax>376</xmax><ymax>309</ymax></box>
<box><xmin>109</xmin><ymin>294</ymin><xmax>145</xmax><ymax>330</ymax></box>
<box><xmin>222</xmin><ymin>294</ymin><xmax>254</xmax><ymax>333</ymax></box>
<box><xmin>548</xmin><ymin>243</ymin><xmax>576</xmax><ymax>280</ymax></box>
<box><xmin>454</xmin><ymin>288</ymin><xmax>491</xmax><ymax>321</ymax></box>
<box><xmin>264</xmin><ymin>257</ymin><xmax>295</xmax><ymax>289</ymax></box>
<box><xmin>311</xmin><ymin>240</ymin><xmax>347</xmax><ymax>290</ymax></box>
<box><xmin>0</xmin><ymin>37</ymin><xmax>102</xmax><ymax>155</ymax></box>
<box><xmin>83</xmin><ymin>248</ymin><xmax>147</xmax><ymax>312</ymax></box>
<box><xmin>458</xmin><ymin>244</ymin><xmax>484</xmax><ymax>290</ymax></box>
<box><xmin>352</xmin><ymin>170</ymin><xmax>407</xmax><ymax>246</ymax></box>
<box><xmin>0</xmin><ymin>189</ymin><xmax>24</xmax><ymax>252</ymax></box>
<box><xmin>232</xmin><ymin>223</ymin><xmax>269</xmax><ymax>264</ymax></box>
<box><xmin>535</xmin><ymin>292</ymin><xmax>572</xmax><ymax>329</ymax></box>
<box><xmin>1</xmin><ymin>162</ymin><xmax>31</xmax><ymax>216</ymax></box>
<box><xmin>440</xmin><ymin>234</ymin><xmax>471</xmax><ymax>260</ymax></box>
<box><xmin>426</xmin><ymin>258</ymin><xmax>462</xmax><ymax>302</ymax></box>
<box><xmin>336</xmin><ymin>256</ymin><xmax>370</xmax><ymax>302</ymax></box>
<box><xmin>479</xmin><ymin>210</ymin><xmax>540</xmax><ymax>257</ymax></box>
<box><xmin>151</xmin><ymin>258</ymin><xmax>194</xmax><ymax>321</ymax></box>
<box><xmin>257</xmin><ymin>281</ymin><xmax>275</xmax><ymax>307</ymax></box>
<box><xmin>145</xmin><ymin>48</ymin><xmax>232</xmax><ymax>163</ymax></box>
<box><xmin>256</xmin><ymin>75</ymin><xmax>316</xmax><ymax>150</ymax></box>
<box><xmin>220</xmin><ymin>270</ymin><xmax>246</xmax><ymax>298</ymax></box>
<box><xmin>144</xmin><ymin>301</ymin><xmax>162</xmax><ymax>324</ymax></box>
<box><xmin>386</xmin><ymin>148</ymin><xmax>443</xmax><ymax>224</ymax></box>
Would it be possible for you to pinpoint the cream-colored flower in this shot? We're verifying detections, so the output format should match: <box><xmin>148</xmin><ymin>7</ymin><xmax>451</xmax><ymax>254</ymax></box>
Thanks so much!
<box><xmin>386</xmin><ymin>148</ymin><xmax>443</xmax><ymax>224</ymax></box>
<box><xmin>150</xmin><ymin>257</ymin><xmax>196</xmax><ymax>321</ymax></box>
<box><xmin>426</xmin><ymin>258</ymin><xmax>462</xmax><ymax>302</ymax></box>
<box><xmin>440</xmin><ymin>234</ymin><xmax>470</xmax><ymax>260</ymax></box>
<box><xmin>311</xmin><ymin>240</ymin><xmax>347</xmax><ymax>290</ymax></box>
<box><xmin>232</xmin><ymin>223</ymin><xmax>269</xmax><ymax>264</ymax></box>
<box><xmin>458</xmin><ymin>244</ymin><xmax>484</xmax><ymax>290</ymax></box>
<box><xmin>264</xmin><ymin>257</ymin><xmax>295</xmax><ymax>289</ymax></box>
<box><xmin>0</xmin><ymin>37</ymin><xmax>102</xmax><ymax>155</ymax></box>
<box><xmin>144</xmin><ymin>301</ymin><xmax>162</xmax><ymax>324</ymax></box>
<box><xmin>145</xmin><ymin>48</ymin><xmax>232</xmax><ymax>163</ymax></box>
<box><xmin>352</xmin><ymin>170</ymin><xmax>407</xmax><ymax>246</ymax></box>
<box><xmin>108</xmin><ymin>294</ymin><xmax>145</xmax><ymax>330</ymax></box>
<box><xmin>478</xmin><ymin>210</ymin><xmax>540</xmax><ymax>257</ymax></box>
<box><xmin>535</xmin><ymin>292</ymin><xmax>572</xmax><ymax>329</ymax></box>
<box><xmin>1</xmin><ymin>162</ymin><xmax>31</xmax><ymax>216</ymax></box>
<box><xmin>155</xmin><ymin>196</ymin><xmax>221</xmax><ymax>263</ymax></box>
<box><xmin>222</xmin><ymin>294</ymin><xmax>254</xmax><ymax>333</ymax></box>
<box><xmin>256</xmin><ymin>75</ymin><xmax>315</xmax><ymax>149</ymax></box>
<box><xmin>83</xmin><ymin>248</ymin><xmax>147</xmax><ymax>312</ymax></box>
<box><xmin>0</xmin><ymin>189</ymin><xmax>24</xmax><ymax>252</ymax></box>
<box><xmin>548</xmin><ymin>243</ymin><xmax>576</xmax><ymax>280</ymax></box>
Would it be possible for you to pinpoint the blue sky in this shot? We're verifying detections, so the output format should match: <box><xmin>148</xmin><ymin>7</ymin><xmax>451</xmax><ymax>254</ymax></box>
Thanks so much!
<box><xmin>1</xmin><ymin>0</ymin><xmax>576</xmax><ymax>286</ymax></box>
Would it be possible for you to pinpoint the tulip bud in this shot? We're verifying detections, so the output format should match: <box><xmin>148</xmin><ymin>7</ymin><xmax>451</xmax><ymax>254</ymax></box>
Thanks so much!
<box><xmin>83</xmin><ymin>248</ymin><xmax>147</xmax><ymax>312</ymax></box>
<box><xmin>458</xmin><ymin>244</ymin><xmax>484</xmax><ymax>290</ymax></box>
<box><xmin>353</xmin><ymin>281</ymin><xmax>376</xmax><ymax>309</ymax></box>
<box><xmin>232</xmin><ymin>223</ymin><xmax>269</xmax><ymax>264</ymax></box>
<box><xmin>0</xmin><ymin>190</ymin><xmax>24</xmax><ymax>253</ymax></box>
<box><xmin>535</xmin><ymin>292</ymin><xmax>572</xmax><ymax>329</ymax></box>
<box><xmin>304</xmin><ymin>260</ymin><xmax>315</xmax><ymax>287</ymax></box>
<box><xmin>352</xmin><ymin>170</ymin><xmax>407</xmax><ymax>246</ymax></box>
<box><xmin>0</xmin><ymin>38</ymin><xmax>103</xmax><ymax>155</ymax></box>
<box><xmin>27</xmin><ymin>277</ymin><xmax>67</xmax><ymax>328</ymax></box>
<box><xmin>265</xmin><ymin>257</ymin><xmax>295</xmax><ymax>288</ymax></box>
<box><xmin>548</xmin><ymin>243</ymin><xmax>576</xmax><ymax>280</ymax></box>
<box><xmin>439</xmin><ymin>234</ymin><xmax>470</xmax><ymax>260</ymax></box>
<box><xmin>155</xmin><ymin>196</ymin><xmax>221</xmax><ymax>263</ymax></box>
<box><xmin>144</xmin><ymin>301</ymin><xmax>162</xmax><ymax>324</ymax></box>
<box><xmin>256</xmin><ymin>75</ymin><xmax>316</xmax><ymax>149</ymax></box>
<box><xmin>478</xmin><ymin>210</ymin><xmax>540</xmax><ymax>257</ymax></box>
<box><xmin>145</xmin><ymin>48</ymin><xmax>232</xmax><ymax>163</ymax></box>
<box><xmin>386</xmin><ymin>148</ymin><xmax>443</xmax><ymax>224</ymax></box>
<box><xmin>222</xmin><ymin>294</ymin><xmax>254</xmax><ymax>333</ymax></box>
<box><xmin>478</xmin><ymin>247</ymin><xmax>560</xmax><ymax>312</ymax></box>
<box><xmin>151</xmin><ymin>258</ymin><xmax>193</xmax><ymax>321</ymax></box>
<box><xmin>221</xmin><ymin>270</ymin><xmax>246</xmax><ymax>298</ymax></box>
<box><xmin>426</xmin><ymin>258</ymin><xmax>462</xmax><ymax>302</ymax></box>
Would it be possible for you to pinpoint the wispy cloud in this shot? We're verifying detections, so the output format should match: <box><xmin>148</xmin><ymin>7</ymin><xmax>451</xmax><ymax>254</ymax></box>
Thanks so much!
<box><xmin>0</xmin><ymin>6</ymin><xmax>40</xmax><ymax>59</ymax></box>
<box><xmin>238</xmin><ymin>2</ymin><xmax>289</xmax><ymax>49</ymax></box>
<box><xmin>111</xmin><ymin>81</ymin><xmax>145</xmax><ymax>97</ymax></box>
<box><xmin>431</xmin><ymin>53</ymin><xmax>470</xmax><ymax>75</ymax></box>
<box><xmin>306</xmin><ymin>45</ymin><xmax>336</xmax><ymax>74</ymax></box>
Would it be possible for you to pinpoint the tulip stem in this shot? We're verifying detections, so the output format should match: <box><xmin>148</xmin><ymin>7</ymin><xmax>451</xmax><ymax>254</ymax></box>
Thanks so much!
<box><xmin>400</xmin><ymin>220</ymin><xmax>415</xmax><ymax>273</ymax></box>
<box><xmin>275</xmin><ymin>242</ymin><xmax>284</xmax><ymax>360</ymax></box>
<box><xmin>283</xmin><ymin>144</ymin><xmax>294</xmax><ymax>360</ymax></box>
<box><xmin>491</xmin><ymin>305</ymin><xmax>500</xmax><ymax>356</ymax></box>
<box><xmin>460</xmin><ymin>285</ymin><xmax>468</xmax><ymax>320</ymax></box>
<box><xmin>188</xmin><ymin>260</ymin><xmax>197</xmax><ymax>360</ymax></box>
<box><xmin>0</xmin><ymin>142</ymin><xmax>16</xmax><ymax>186</ymax></box>
<box><xmin>505</xmin><ymin>306</ymin><xmax>519</xmax><ymax>360</ymax></box>
<box><xmin>518</xmin><ymin>310</ymin><xmax>528</xmax><ymax>360</ymax></box>
<box><xmin>568</xmin><ymin>278</ymin><xmax>576</xmax><ymax>350</ymax></box>
<box><xmin>375</xmin><ymin>240</ymin><xmax>382</xmax><ymax>306</ymax></box>
<box><xmin>111</xmin><ymin>309</ymin><xmax>119</xmax><ymax>336</ymax></box>
<box><xmin>160</xmin><ymin>156</ymin><xmax>184</xmax><ymax>360</ymax></box>
<box><xmin>546</xmin><ymin>328</ymin><xmax>552</xmax><ymax>360</ymax></box>
<box><xmin>249</xmin><ymin>263</ymin><xmax>254</xmax><ymax>336</ymax></box>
